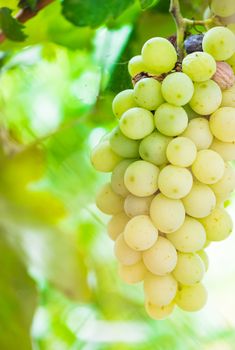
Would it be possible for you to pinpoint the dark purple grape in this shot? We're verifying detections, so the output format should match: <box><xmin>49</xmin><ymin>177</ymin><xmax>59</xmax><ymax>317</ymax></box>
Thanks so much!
<box><xmin>184</xmin><ymin>34</ymin><xmax>204</xmax><ymax>54</ymax></box>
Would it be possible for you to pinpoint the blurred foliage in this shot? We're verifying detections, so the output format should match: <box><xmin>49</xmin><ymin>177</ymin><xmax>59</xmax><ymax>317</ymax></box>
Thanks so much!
<box><xmin>0</xmin><ymin>0</ymin><xmax>234</xmax><ymax>350</ymax></box>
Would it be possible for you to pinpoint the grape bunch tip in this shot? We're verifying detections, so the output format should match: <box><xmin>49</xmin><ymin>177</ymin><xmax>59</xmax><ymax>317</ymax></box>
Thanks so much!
<box><xmin>91</xmin><ymin>22</ymin><xmax>235</xmax><ymax>320</ymax></box>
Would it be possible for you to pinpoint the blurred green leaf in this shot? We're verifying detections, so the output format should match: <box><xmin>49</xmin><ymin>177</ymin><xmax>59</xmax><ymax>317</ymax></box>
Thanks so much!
<box><xmin>0</xmin><ymin>234</ymin><xmax>38</xmax><ymax>350</ymax></box>
<box><xmin>139</xmin><ymin>0</ymin><xmax>159</xmax><ymax>10</ymax></box>
<box><xmin>61</xmin><ymin>0</ymin><xmax>134</xmax><ymax>28</ymax></box>
<box><xmin>0</xmin><ymin>7</ymin><xmax>27</xmax><ymax>41</ymax></box>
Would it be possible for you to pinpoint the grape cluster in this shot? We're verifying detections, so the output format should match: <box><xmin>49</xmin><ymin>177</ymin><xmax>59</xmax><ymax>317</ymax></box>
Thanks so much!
<box><xmin>91</xmin><ymin>26</ymin><xmax>235</xmax><ymax>320</ymax></box>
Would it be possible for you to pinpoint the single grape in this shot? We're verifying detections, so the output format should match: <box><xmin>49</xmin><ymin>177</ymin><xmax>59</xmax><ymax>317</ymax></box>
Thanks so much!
<box><xmin>161</xmin><ymin>72</ymin><xmax>194</xmax><ymax>106</ymax></box>
<box><xmin>166</xmin><ymin>137</ymin><xmax>197</xmax><ymax>167</ymax></box>
<box><xmin>167</xmin><ymin>216</ymin><xmax>206</xmax><ymax>253</ymax></box>
<box><xmin>189</xmin><ymin>80</ymin><xmax>222</xmax><ymax>115</ymax></box>
<box><xmin>199</xmin><ymin>207</ymin><xmax>233</xmax><ymax>241</ymax></box>
<box><xmin>111</xmin><ymin>159</ymin><xmax>133</xmax><ymax>197</ymax></box>
<box><xmin>141</xmin><ymin>37</ymin><xmax>177</xmax><ymax>74</ymax></box>
<box><xmin>114</xmin><ymin>234</ymin><xmax>141</xmax><ymax>265</ymax></box>
<box><xmin>139</xmin><ymin>131</ymin><xmax>172</xmax><ymax>166</ymax></box>
<box><xmin>96</xmin><ymin>183</ymin><xmax>124</xmax><ymax>215</ymax></box>
<box><xmin>144</xmin><ymin>273</ymin><xmax>178</xmax><ymax>306</ymax></box>
<box><xmin>173</xmin><ymin>252</ymin><xmax>205</xmax><ymax>285</ymax></box>
<box><xmin>176</xmin><ymin>283</ymin><xmax>207</xmax><ymax>312</ymax></box>
<box><xmin>154</xmin><ymin>103</ymin><xmax>188</xmax><ymax>136</ymax></box>
<box><xmin>209</xmin><ymin>107</ymin><xmax>235</xmax><ymax>142</ymax></box>
<box><xmin>211</xmin><ymin>0</ymin><xmax>235</xmax><ymax>17</ymax></box>
<box><xmin>91</xmin><ymin>140</ymin><xmax>122</xmax><ymax>172</ymax></box>
<box><xmin>184</xmin><ymin>34</ymin><xmax>203</xmax><ymax>54</ymax></box>
<box><xmin>143</xmin><ymin>236</ymin><xmax>177</xmax><ymax>275</ymax></box>
<box><xmin>109</xmin><ymin>127</ymin><xmax>140</xmax><ymax>158</ymax></box>
<box><xmin>182</xmin><ymin>182</ymin><xmax>216</xmax><ymax>218</ymax></box>
<box><xmin>133</xmin><ymin>78</ymin><xmax>164</xmax><ymax>110</ymax></box>
<box><xmin>221</xmin><ymin>82</ymin><xmax>235</xmax><ymax>107</ymax></box>
<box><xmin>210</xmin><ymin>139</ymin><xmax>235</xmax><ymax>161</ymax></box>
<box><xmin>182</xmin><ymin>52</ymin><xmax>216</xmax><ymax>82</ymax></box>
<box><xmin>124</xmin><ymin>160</ymin><xmax>159</xmax><ymax>197</ymax></box>
<box><xmin>192</xmin><ymin>149</ymin><xmax>225</xmax><ymax>185</ymax></box>
<box><xmin>181</xmin><ymin>118</ymin><xmax>213</xmax><ymax>150</ymax></box>
<box><xmin>202</xmin><ymin>26</ymin><xmax>235</xmax><ymax>61</ymax></box>
<box><xmin>112</xmin><ymin>89</ymin><xmax>137</xmax><ymax>118</ymax></box>
<box><xmin>120</xmin><ymin>107</ymin><xmax>154</xmax><ymax>140</ymax></box>
<box><xmin>124</xmin><ymin>194</ymin><xmax>154</xmax><ymax>217</ymax></box>
<box><xmin>118</xmin><ymin>261</ymin><xmax>147</xmax><ymax>284</ymax></box>
<box><xmin>107</xmin><ymin>212</ymin><xmax>130</xmax><ymax>241</ymax></box>
<box><xmin>128</xmin><ymin>55</ymin><xmax>148</xmax><ymax>77</ymax></box>
<box><xmin>145</xmin><ymin>300</ymin><xmax>175</xmax><ymax>320</ymax></box>
<box><xmin>150</xmin><ymin>193</ymin><xmax>185</xmax><ymax>233</ymax></box>
<box><xmin>210</xmin><ymin>163</ymin><xmax>235</xmax><ymax>201</ymax></box>
<box><xmin>158</xmin><ymin>165</ymin><xmax>193</xmax><ymax>199</ymax></box>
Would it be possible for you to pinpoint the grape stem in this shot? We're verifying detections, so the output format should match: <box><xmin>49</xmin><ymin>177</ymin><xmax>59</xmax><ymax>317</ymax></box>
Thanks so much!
<box><xmin>169</xmin><ymin>0</ymin><xmax>215</xmax><ymax>61</ymax></box>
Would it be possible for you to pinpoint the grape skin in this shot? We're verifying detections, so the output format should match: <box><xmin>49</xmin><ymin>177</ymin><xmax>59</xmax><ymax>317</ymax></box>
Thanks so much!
<box><xmin>166</xmin><ymin>136</ymin><xmax>197</xmax><ymax>167</ymax></box>
<box><xmin>209</xmin><ymin>107</ymin><xmax>235</xmax><ymax>142</ymax></box>
<box><xmin>107</xmin><ymin>212</ymin><xmax>130</xmax><ymax>241</ymax></box>
<box><xmin>173</xmin><ymin>252</ymin><xmax>205</xmax><ymax>285</ymax></box>
<box><xmin>161</xmin><ymin>72</ymin><xmax>194</xmax><ymax>106</ymax></box>
<box><xmin>145</xmin><ymin>300</ymin><xmax>175</xmax><ymax>320</ymax></box>
<box><xmin>91</xmin><ymin>140</ymin><xmax>122</xmax><ymax>172</ymax></box>
<box><xmin>96</xmin><ymin>183</ymin><xmax>124</xmax><ymax>215</ymax></box>
<box><xmin>120</xmin><ymin>107</ymin><xmax>154</xmax><ymax>140</ymax></box>
<box><xmin>181</xmin><ymin>118</ymin><xmax>213</xmax><ymax>150</ymax></box>
<box><xmin>182</xmin><ymin>51</ymin><xmax>216</xmax><ymax>82</ymax></box>
<box><xmin>128</xmin><ymin>55</ymin><xmax>148</xmax><ymax>77</ymax></box>
<box><xmin>114</xmin><ymin>234</ymin><xmax>142</xmax><ymax>266</ymax></box>
<box><xmin>144</xmin><ymin>273</ymin><xmax>178</xmax><ymax>306</ymax></box>
<box><xmin>133</xmin><ymin>78</ymin><xmax>164</xmax><ymax>110</ymax></box>
<box><xmin>109</xmin><ymin>127</ymin><xmax>140</xmax><ymax>158</ymax></box>
<box><xmin>112</xmin><ymin>89</ymin><xmax>137</xmax><ymax>118</ymax></box>
<box><xmin>176</xmin><ymin>283</ymin><xmax>207</xmax><ymax>312</ymax></box>
<box><xmin>118</xmin><ymin>261</ymin><xmax>147</xmax><ymax>284</ymax></box>
<box><xmin>154</xmin><ymin>103</ymin><xmax>188</xmax><ymax>136</ymax></box>
<box><xmin>124</xmin><ymin>194</ymin><xmax>154</xmax><ymax>217</ymax></box>
<box><xmin>111</xmin><ymin>159</ymin><xmax>133</xmax><ymax>197</ymax></box>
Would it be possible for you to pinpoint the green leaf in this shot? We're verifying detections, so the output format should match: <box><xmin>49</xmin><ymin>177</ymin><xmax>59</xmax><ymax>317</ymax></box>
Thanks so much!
<box><xmin>18</xmin><ymin>0</ymin><xmax>38</xmax><ymax>10</ymax></box>
<box><xmin>139</xmin><ymin>0</ymin><xmax>159</xmax><ymax>9</ymax></box>
<box><xmin>61</xmin><ymin>0</ymin><xmax>134</xmax><ymax>28</ymax></box>
<box><xmin>0</xmin><ymin>234</ymin><xmax>38</xmax><ymax>350</ymax></box>
<box><xmin>0</xmin><ymin>7</ymin><xmax>27</xmax><ymax>41</ymax></box>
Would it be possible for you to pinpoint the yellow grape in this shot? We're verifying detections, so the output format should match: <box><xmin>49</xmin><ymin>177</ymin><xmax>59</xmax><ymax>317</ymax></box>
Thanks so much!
<box><xmin>182</xmin><ymin>52</ymin><xmax>216</xmax><ymax>82</ymax></box>
<box><xmin>173</xmin><ymin>252</ymin><xmax>205</xmax><ymax>285</ymax></box>
<box><xmin>221</xmin><ymin>82</ymin><xmax>235</xmax><ymax>107</ymax></box>
<box><xmin>96</xmin><ymin>183</ymin><xmax>124</xmax><ymax>215</ymax></box>
<box><xmin>128</xmin><ymin>55</ymin><xmax>148</xmax><ymax>77</ymax></box>
<box><xmin>144</xmin><ymin>273</ymin><xmax>178</xmax><ymax>306</ymax></box>
<box><xmin>124</xmin><ymin>215</ymin><xmax>158</xmax><ymax>251</ymax></box>
<box><xmin>210</xmin><ymin>163</ymin><xmax>235</xmax><ymax>201</ymax></box>
<box><xmin>161</xmin><ymin>72</ymin><xmax>194</xmax><ymax>106</ymax></box>
<box><xmin>124</xmin><ymin>194</ymin><xmax>154</xmax><ymax>217</ymax></box>
<box><xmin>210</xmin><ymin>138</ymin><xmax>235</xmax><ymax>161</ymax></box>
<box><xmin>133</xmin><ymin>78</ymin><xmax>164</xmax><ymax>110</ymax></box>
<box><xmin>197</xmin><ymin>250</ymin><xmax>209</xmax><ymax>271</ymax></box>
<box><xmin>111</xmin><ymin>159</ymin><xmax>133</xmax><ymax>197</ymax></box>
<box><xmin>107</xmin><ymin>212</ymin><xmax>130</xmax><ymax>241</ymax></box>
<box><xmin>176</xmin><ymin>283</ymin><xmax>207</xmax><ymax>312</ymax></box>
<box><xmin>91</xmin><ymin>140</ymin><xmax>122</xmax><ymax>172</ymax></box>
<box><xmin>143</xmin><ymin>236</ymin><xmax>177</xmax><ymax>275</ymax></box>
<box><xmin>112</xmin><ymin>89</ymin><xmax>137</xmax><ymax>118</ymax></box>
<box><xmin>166</xmin><ymin>136</ymin><xmax>197</xmax><ymax>167</ymax></box>
<box><xmin>209</xmin><ymin>107</ymin><xmax>235</xmax><ymax>142</ymax></box>
<box><xmin>114</xmin><ymin>234</ymin><xmax>141</xmax><ymax>265</ymax></box>
<box><xmin>118</xmin><ymin>261</ymin><xmax>147</xmax><ymax>284</ymax></box>
<box><xmin>154</xmin><ymin>103</ymin><xmax>188</xmax><ymax>136</ymax></box>
<box><xmin>145</xmin><ymin>300</ymin><xmax>175</xmax><ymax>320</ymax></box>
<box><xmin>181</xmin><ymin>118</ymin><xmax>213</xmax><ymax>150</ymax></box>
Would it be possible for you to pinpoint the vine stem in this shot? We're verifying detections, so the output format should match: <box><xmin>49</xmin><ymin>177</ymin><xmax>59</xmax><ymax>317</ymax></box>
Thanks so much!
<box><xmin>169</xmin><ymin>0</ymin><xmax>215</xmax><ymax>61</ymax></box>
<box><xmin>0</xmin><ymin>0</ymin><xmax>55</xmax><ymax>43</ymax></box>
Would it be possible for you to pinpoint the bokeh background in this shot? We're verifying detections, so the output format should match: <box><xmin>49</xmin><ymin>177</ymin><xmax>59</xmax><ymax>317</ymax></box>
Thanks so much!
<box><xmin>1</xmin><ymin>0</ymin><xmax>235</xmax><ymax>349</ymax></box>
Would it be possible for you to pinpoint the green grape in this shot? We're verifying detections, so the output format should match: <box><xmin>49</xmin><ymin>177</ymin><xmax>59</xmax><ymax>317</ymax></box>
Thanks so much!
<box><xmin>145</xmin><ymin>300</ymin><xmax>175</xmax><ymax>320</ymax></box>
<box><xmin>124</xmin><ymin>215</ymin><xmax>158</xmax><ymax>251</ymax></box>
<box><xmin>114</xmin><ymin>234</ymin><xmax>141</xmax><ymax>265</ymax></box>
<box><xmin>202</xmin><ymin>26</ymin><xmax>235</xmax><ymax>61</ymax></box>
<box><xmin>182</xmin><ymin>182</ymin><xmax>216</xmax><ymax>218</ymax></box>
<box><xmin>167</xmin><ymin>216</ymin><xmax>206</xmax><ymax>253</ymax></box>
<box><xmin>124</xmin><ymin>160</ymin><xmax>159</xmax><ymax>197</ymax></box>
<box><xmin>209</xmin><ymin>107</ymin><xmax>235</xmax><ymax>142</ymax></box>
<box><xmin>221</xmin><ymin>82</ymin><xmax>235</xmax><ymax>107</ymax></box>
<box><xmin>210</xmin><ymin>139</ymin><xmax>235</xmax><ymax>161</ymax></box>
<box><xmin>210</xmin><ymin>163</ymin><xmax>235</xmax><ymax>201</ymax></box>
<box><xmin>124</xmin><ymin>194</ymin><xmax>154</xmax><ymax>217</ymax></box>
<box><xmin>192</xmin><ymin>150</ymin><xmax>225</xmax><ymax>185</ymax></box>
<box><xmin>197</xmin><ymin>250</ymin><xmax>209</xmax><ymax>271</ymax></box>
<box><xmin>184</xmin><ymin>104</ymin><xmax>201</xmax><ymax>120</ymax></box>
<box><xmin>161</xmin><ymin>72</ymin><xmax>194</xmax><ymax>106</ymax></box>
<box><xmin>150</xmin><ymin>193</ymin><xmax>185</xmax><ymax>233</ymax></box>
<box><xmin>111</xmin><ymin>159</ymin><xmax>133</xmax><ymax>197</ymax></box>
<box><xmin>118</xmin><ymin>261</ymin><xmax>147</xmax><ymax>284</ymax></box>
<box><xmin>139</xmin><ymin>131</ymin><xmax>172</xmax><ymax>166</ymax></box>
<box><xmin>154</xmin><ymin>103</ymin><xmax>188</xmax><ymax>136</ymax></box>
<box><xmin>120</xmin><ymin>107</ymin><xmax>154</xmax><ymax>140</ymax></box>
<box><xmin>199</xmin><ymin>207</ymin><xmax>233</xmax><ymax>241</ymax></box>
<box><xmin>166</xmin><ymin>137</ymin><xmax>197</xmax><ymax>167</ymax></box>
<box><xmin>176</xmin><ymin>283</ymin><xmax>207</xmax><ymax>312</ymax></box>
<box><xmin>107</xmin><ymin>212</ymin><xmax>130</xmax><ymax>241</ymax></box>
<box><xmin>182</xmin><ymin>52</ymin><xmax>216</xmax><ymax>82</ymax></box>
<box><xmin>109</xmin><ymin>127</ymin><xmax>140</xmax><ymax>158</ymax></box>
<box><xmin>173</xmin><ymin>252</ymin><xmax>205</xmax><ymax>285</ymax></box>
<box><xmin>96</xmin><ymin>183</ymin><xmax>124</xmax><ymax>215</ymax></box>
<box><xmin>143</xmin><ymin>236</ymin><xmax>177</xmax><ymax>275</ymax></box>
<box><xmin>158</xmin><ymin>165</ymin><xmax>193</xmax><ymax>199</ymax></box>
<box><xmin>133</xmin><ymin>78</ymin><xmax>164</xmax><ymax>110</ymax></box>
<box><xmin>141</xmin><ymin>37</ymin><xmax>177</xmax><ymax>74</ymax></box>
<box><xmin>189</xmin><ymin>80</ymin><xmax>222</xmax><ymax>115</ymax></box>
<box><xmin>128</xmin><ymin>55</ymin><xmax>148</xmax><ymax>77</ymax></box>
<box><xmin>228</xmin><ymin>23</ymin><xmax>235</xmax><ymax>35</ymax></box>
<box><xmin>144</xmin><ymin>273</ymin><xmax>178</xmax><ymax>306</ymax></box>
<box><xmin>91</xmin><ymin>140</ymin><xmax>122</xmax><ymax>172</ymax></box>
<box><xmin>181</xmin><ymin>118</ymin><xmax>213</xmax><ymax>150</ymax></box>
<box><xmin>211</xmin><ymin>0</ymin><xmax>235</xmax><ymax>17</ymax></box>
<box><xmin>112</xmin><ymin>89</ymin><xmax>137</xmax><ymax>118</ymax></box>
<box><xmin>226</xmin><ymin>52</ymin><xmax>235</xmax><ymax>73</ymax></box>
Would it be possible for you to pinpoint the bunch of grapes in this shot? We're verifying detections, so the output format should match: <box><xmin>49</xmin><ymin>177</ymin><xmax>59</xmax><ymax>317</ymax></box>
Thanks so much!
<box><xmin>91</xmin><ymin>25</ymin><xmax>235</xmax><ymax>320</ymax></box>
